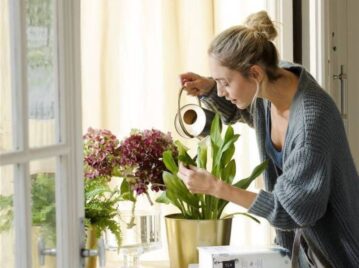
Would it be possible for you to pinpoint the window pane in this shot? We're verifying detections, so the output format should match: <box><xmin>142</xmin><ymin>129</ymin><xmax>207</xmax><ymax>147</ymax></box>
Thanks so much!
<box><xmin>0</xmin><ymin>165</ymin><xmax>15</xmax><ymax>267</ymax></box>
<box><xmin>30</xmin><ymin>158</ymin><xmax>57</xmax><ymax>268</ymax></box>
<box><xmin>0</xmin><ymin>1</ymin><xmax>14</xmax><ymax>153</ymax></box>
<box><xmin>27</xmin><ymin>0</ymin><xmax>59</xmax><ymax>148</ymax></box>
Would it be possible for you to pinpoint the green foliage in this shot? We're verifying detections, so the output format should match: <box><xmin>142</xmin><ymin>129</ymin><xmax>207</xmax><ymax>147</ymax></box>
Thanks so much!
<box><xmin>157</xmin><ymin>114</ymin><xmax>268</xmax><ymax>220</ymax></box>
<box><xmin>0</xmin><ymin>173</ymin><xmax>56</xmax><ymax>244</ymax></box>
<box><xmin>0</xmin><ymin>173</ymin><xmax>134</xmax><ymax>248</ymax></box>
<box><xmin>26</xmin><ymin>0</ymin><xmax>54</xmax><ymax>69</ymax></box>
<box><xmin>84</xmin><ymin>177</ymin><xmax>134</xmax><ymax>248</ymax></box>
<box><xmin>31</xmin><ymin>173</ymin><xmax>56</xmax><ymax>224</ymax></box>
<box><xmin>31</xmin><ymin>173</ymin><xmax>56</xmax><ymax>244</ymax></box>
<box><xmin>0</xmin><ymin>195</ymin><xmax>13</xmax><ymax>233</ymax></box>
<box><xmin>27</xmin><ymin>0</ymin><xmax>52</xmax><ymax>27</ymax></box>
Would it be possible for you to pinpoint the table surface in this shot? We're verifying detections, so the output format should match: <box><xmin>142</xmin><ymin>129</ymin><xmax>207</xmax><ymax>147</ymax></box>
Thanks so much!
<box><xmin>105</xmin><ymin>251</ymin><xmax>170</xmax><ymax>268</ymax></box>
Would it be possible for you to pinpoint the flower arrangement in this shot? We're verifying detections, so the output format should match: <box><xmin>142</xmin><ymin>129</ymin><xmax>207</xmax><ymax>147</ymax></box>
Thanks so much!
<box><xmin>83</xmin><ymin>128</ymin><xmax>134</xmax><ymax>247</ymax></box>
<box><xmin>156</xmin><ymin>114</ymin><xmax>268</xmax><ymax>220</ymax></box>
<box><xmin>83</xmin><ymin>128</ymin><xmax>122</xmax><ymax>180</ymax></box>
<box><xmin>118</xmin><ymin>129</ymin><xmax>178</xmax><ymax>201</ymax></box>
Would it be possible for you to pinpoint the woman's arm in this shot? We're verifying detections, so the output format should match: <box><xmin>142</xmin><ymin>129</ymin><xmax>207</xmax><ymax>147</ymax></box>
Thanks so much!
<box><xmin>179</xmin><ymin>72</ymin><xmax>253</xmax><ymax>126</ymax></box>
<box><xmin>200</xmin><ymin>85</ymin><xmax>254</xmax><ymax>126</ymax></box>
<box><xmin>214</xmin><ymin>180</ymin><xmax>258</xmax><ymax>209</ymax></box>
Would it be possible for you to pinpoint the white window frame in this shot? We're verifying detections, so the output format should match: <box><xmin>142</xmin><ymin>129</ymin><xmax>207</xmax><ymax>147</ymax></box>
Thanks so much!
<box><xmin>266</xmin><ymin>0</ymin><xmax>294</xmax><ymax>62</ymax></box>
<box><xmin>308</xmin><ymin>0</ymin><xmax>330</xmax><ymax>88</ymax></box>
<box><xmin>0</xmin><ymin>0</ymin><xmax>83</xmax><ymax>267</ymax></box>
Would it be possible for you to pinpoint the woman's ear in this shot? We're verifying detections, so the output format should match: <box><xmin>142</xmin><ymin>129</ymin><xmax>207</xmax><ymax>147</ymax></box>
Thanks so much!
<box><xmin>249</xmin><ymin>65</ymin><xmax>265</xmax><ymax>82</ymax></box>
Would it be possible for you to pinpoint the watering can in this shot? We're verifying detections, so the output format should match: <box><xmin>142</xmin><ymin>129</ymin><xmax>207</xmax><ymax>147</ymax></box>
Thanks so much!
<box><xmin>174</xmin><ymin>87</ymin><xmax>217</xmax><ymax>139</ymax></box>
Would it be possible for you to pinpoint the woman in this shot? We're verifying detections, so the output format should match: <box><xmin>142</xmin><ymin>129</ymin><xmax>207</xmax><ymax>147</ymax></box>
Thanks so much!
<box><xmin>177</xmin><ymin>11</ymin><xmax>359</xmax><ymax>268</ymax></box>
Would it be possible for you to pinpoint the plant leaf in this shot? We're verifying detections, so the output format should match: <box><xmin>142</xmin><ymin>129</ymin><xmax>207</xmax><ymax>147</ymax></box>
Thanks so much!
<box><xmin>221</xmin><ymin>212</ymin><xmax>260</xmax><ymax>223</ymax></box>
<box><xmin>221</xmin><ymin>159</ymin><xmax>236</xmax><ymax>184</ymax></box>
<box><xmin>175</xmin><ymin>140</ymin><xmax>190</xmax><ymax>154</ymax></box>
<box><xmin>178</xmin><ymin>155</ymin><xmax>196</xmax><ymax>167</ymax></box>
<box><xmin>196</xmin><ymin>139</ymin><xmax>208</xmax><ymax>169</ymax></box>
<box><xmin>85</xmin><ymin>184</ymin><xmax>110</xmax><ymax>200</ymax></box>
<box><xmin>163</xmin><ymin>150</ymin><xmax>178</xmax><ymax>174</ymax></box>
<box><xmin>221</xmin><ymin>145</ymin><xmax>235</xmax><ymax>168</ymax></box>
<box><xmin>175</xmin><ymin>141</ymin><xmax>196</xmax><ymax>167</ymax></box>
<box><xmin>224</xmin><ymin>125</ymin><xmax>234</xmax><ymax>142</ymax></box>
<box><xmin>162</xmin><ymin>172</ymin><xmax>199</xmax><ymax>208</ymax></box>
<box><xmin>210</xmin><ymin>114</ymin><xmax>222</xmax><ymax>146</ymax></box>
<box><xmin>119</xmin><ymin>179</ymin><xmax>136</xmax><ymax>201</ymax></box>
<box><xmin>213</xmin><ymin>135</ymin><xmax>239</xmax><ymax>176</ymax></box>
<box><xmin>233</xmin><ymin>160</ymin><xmax>269</xmax><ymax>189</ymax></box>
<box><xmin>155</xmin><ymin>191</ymin><xmax>170</xmax><ymax>204</ymax></box>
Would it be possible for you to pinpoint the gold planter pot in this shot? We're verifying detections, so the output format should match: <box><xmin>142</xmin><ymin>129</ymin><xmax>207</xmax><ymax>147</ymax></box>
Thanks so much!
<box><xmin>85</xmin><ymin>225</ymin><xmax>98</xmax><ymax>268</ymax></box>
<box><xmin>165</xmin><ymin>214</ymin><xmax>232</xmax><ymax>268</ymax></box>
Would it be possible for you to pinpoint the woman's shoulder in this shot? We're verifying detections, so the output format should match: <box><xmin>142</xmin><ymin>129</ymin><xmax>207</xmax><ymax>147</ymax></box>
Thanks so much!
<box><xmin>295</xmin><ymin>76</ymin><xmax>339</xmax><ymax>120</ymax></box>
<box><xmin>289</xmin><ymin>69</ymin><xmax>344</xmax><ymax>153</ymax></box>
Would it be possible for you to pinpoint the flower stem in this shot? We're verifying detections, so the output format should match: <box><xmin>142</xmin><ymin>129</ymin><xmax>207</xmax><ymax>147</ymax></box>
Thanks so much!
<box><xmin>126</xmin><ymin>201</ymin><xmax>137</xmax><ymax>229</ymax></box>
<box><xmin>145</xmin><ymin>192</ymin><xmax>154</xmax><ymax>206</ymax></box>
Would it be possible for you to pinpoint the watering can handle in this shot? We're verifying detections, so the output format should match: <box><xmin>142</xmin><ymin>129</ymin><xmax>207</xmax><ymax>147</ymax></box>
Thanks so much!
<box><xmin>177</xmin><ymin>87</ymin><xmax>202</xmax><ymax>139</ymax></box>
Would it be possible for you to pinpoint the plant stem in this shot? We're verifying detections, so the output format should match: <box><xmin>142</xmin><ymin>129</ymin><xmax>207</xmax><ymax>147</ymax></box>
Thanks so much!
<box><xmin>145</xmin><ymin>192</ymin><xmax>154</xmax><ymax>206</ymax></box>
<box><xmin>126</xmin><ymin>200</ymin><xmax>137</xmax><ymax>229</ymax></box>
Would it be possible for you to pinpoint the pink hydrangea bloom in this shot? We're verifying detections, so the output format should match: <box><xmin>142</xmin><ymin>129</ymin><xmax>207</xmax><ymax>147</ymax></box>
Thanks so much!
<box><xmin>119</xmin><ymin>129</ymin><xmax>177</xmax><ymax>195</ymax></box>
<box><xmin>83</xmin><ymin>128</ymin><xmax>121</xmax><ymax>180</ymax></box>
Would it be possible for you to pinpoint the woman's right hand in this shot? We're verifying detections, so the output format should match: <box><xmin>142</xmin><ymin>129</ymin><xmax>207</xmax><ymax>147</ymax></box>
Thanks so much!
<box><xmin>179</xmin><ymin>72</ymin><xmax>216</xmax><ymax>97</ymax></box>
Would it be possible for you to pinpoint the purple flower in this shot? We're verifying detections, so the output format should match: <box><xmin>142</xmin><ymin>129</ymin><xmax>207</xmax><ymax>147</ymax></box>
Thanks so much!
<box><xmin>83</xmin><ymin>128</ymin><xmax>121</xmax><ymax>180</ymax></box>
<box><xmin>119</xmin><ymin>129</ymin><xmax>177</xmax><ymax>195</ymax></box>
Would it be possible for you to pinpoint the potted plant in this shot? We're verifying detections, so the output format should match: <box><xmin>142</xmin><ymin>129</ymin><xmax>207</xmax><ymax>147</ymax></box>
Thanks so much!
<box><xmin>108</xmin><ymin>129</ymin><xmax>178</xmax><ymax>265</ymax></box>
<box><xmin>156</xmin><ymin>114</ymin><xmax>268</xmax><ymax>268</ymax></box>
<box><xmin>0</xmin><ymin>128</ymin><xmax>133</xmax><ymax>268</ymax></box>
<box><xmin>83</xmin><ymin>128</ymin><xmax>135</xmax><ymax>268</ymax></box>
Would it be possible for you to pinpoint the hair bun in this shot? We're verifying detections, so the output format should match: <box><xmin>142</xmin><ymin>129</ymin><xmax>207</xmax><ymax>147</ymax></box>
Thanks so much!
<box><xmin>245</xmin><ymin>10</ymin><xmax>277</xmax><ymax>41</ymax></box>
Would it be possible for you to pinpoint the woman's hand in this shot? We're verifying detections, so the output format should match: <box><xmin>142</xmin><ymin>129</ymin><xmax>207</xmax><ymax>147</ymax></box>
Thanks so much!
<box><xmin>179</xmin><ymin>72</ymin><xmax>216</xmax><ymax>97</ymax></box>
<box><xmin>177</xmin><ymin>163</ymin><xmax>220</xmax><ymax>196</ymax></box>
<box><xmin>177</xmin><ymin>163</ymin><xmax>258</xmax><ymax>209</ymax></box>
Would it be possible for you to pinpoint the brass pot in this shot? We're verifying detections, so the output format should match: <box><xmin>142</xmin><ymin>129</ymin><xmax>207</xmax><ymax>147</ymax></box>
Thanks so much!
<box><xmin>165</xmin><ymin>214</ymin><xmax>232</xmax><ymax>268</ymax></box>
<box><xmin>85</xmin><ymin>225</ymin><xmax>98</xmax><ymax>268</ymax></box>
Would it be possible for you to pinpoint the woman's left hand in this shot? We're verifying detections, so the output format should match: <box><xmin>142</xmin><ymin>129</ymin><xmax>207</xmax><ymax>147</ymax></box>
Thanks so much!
<box><xmin>177</xmin><ymin>163</ymin><xmax>219</xmax><ymax>195</ymax></box>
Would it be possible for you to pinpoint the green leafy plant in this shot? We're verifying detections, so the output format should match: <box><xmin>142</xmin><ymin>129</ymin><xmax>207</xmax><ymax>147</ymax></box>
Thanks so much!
<box><xmin>156</xmin><ymin>114</ymin><xmax>268</xmax><ymax>220</ymax></box>
<box><xmin>84</xmin><ymin>178</ymin><xmax>127</xmax><ymax>247</ymax></box>
<box><xmin>31</xmin><ymin>173</ymin><xmax>56</xmax><ymax>244</ymax></box>
<box><xmin>0</xmin><ymin>195</ymin><xmax>13</xmax><ymax>233</ymax></box>
<box><xmin>0</xmin><ymin>173</ymin><xmax>57</xmax><ymax>244</ymax></box>
<box><xmin>83</xmin><ymin>128</ymin><xmax>135</xmax><ymax>247</ymax></box>
<box><xmin>0</xmin><ymin>128</ymin><xmax>135</xmax><ymax>250</ymax></box>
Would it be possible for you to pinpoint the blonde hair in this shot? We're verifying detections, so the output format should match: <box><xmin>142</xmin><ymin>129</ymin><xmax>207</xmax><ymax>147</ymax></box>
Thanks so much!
<box><xmin>208</xmin><ymin>11</ymin><xmax>280</xmax><ymax>81</ymax></box>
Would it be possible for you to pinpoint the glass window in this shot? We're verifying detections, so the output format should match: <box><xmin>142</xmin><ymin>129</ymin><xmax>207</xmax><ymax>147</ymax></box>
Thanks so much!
<box><xmin>27</xmin><ymin>0</ymin><xmax>59</xmax><ymax>148</ymax></box>
<box><xmin>0</xmin><ymin>165</ymin><xmax>15</xmax><ymax>267</ymax></box>
<box><xmin>0</xmin><ymin>0</ymin><xmax>14</xmax><ymax>153</ymax></box>
<box><xmin>30</xmin><ymin>158</ymin><xmax>57</xmax><ymax>268</ymax></box>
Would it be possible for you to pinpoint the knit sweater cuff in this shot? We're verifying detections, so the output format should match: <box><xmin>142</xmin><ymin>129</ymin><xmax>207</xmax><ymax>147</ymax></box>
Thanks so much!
<box><xmin>247</xmin><ymin>190</ymin><xmax>275</xmax><ymax>218</ymax></box>
<box><xmin>200</xmin><ymin>83</ymin><xmax>217</xmax><ymax>99</ymax></box>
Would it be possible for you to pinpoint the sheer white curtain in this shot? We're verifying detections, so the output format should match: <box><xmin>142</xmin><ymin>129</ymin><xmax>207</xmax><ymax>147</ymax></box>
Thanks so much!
<box><xmin>81</xmin><ymin>0</ymin><xmax>283</xmax><ymax>261</ymax></box>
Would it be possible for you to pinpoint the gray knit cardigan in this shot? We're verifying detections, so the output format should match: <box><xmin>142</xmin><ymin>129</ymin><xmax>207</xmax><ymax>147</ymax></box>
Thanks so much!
<box><xmin>201</xmin><ymin>62</ymin><xmax>359</xmax><ymax>267</ymax></box>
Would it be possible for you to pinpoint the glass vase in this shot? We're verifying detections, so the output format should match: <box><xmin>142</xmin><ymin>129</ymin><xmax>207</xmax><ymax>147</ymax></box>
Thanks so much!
<box><xmin>105</xmin><ymin>196</ymin><xmax>161</xmax><ymax>268</ymax></box>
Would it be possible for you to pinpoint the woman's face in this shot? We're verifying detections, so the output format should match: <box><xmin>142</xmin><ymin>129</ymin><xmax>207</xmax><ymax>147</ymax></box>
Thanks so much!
<box><xmin>209</xmin><ymin>57</ymin><xmax>257</xmax><ymax>110</ymax></box>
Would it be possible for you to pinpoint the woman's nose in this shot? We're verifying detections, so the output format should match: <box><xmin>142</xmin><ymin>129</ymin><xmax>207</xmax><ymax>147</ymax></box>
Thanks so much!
<box><xmin>217</xmin><ymin>85</ymin><xmax>227</xmax><ymax>97</ymax></box>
